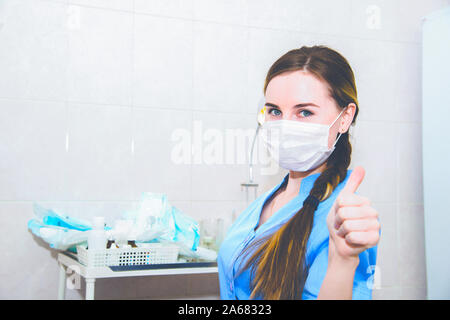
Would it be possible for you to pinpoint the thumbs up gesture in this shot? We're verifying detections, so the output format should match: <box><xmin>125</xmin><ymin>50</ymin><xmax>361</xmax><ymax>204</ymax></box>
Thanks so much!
<box><xmin>326</xmin><ymin>166</ymin><xmax>380</xmax><ymax>260</ymax></box>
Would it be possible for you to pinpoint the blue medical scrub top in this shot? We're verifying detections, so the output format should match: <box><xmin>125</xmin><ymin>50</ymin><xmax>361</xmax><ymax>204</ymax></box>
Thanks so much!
<box><xmin>217</xmin><ymin>169</ymin><xmax>378</xmax><ymax>300</ymax></box>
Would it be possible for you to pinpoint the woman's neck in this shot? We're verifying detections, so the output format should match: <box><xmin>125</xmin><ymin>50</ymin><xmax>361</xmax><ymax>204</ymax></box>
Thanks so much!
<box><xmin>285</xmin><ymin>162</ymin><xmax>326</xmax><ymax>196</ymax></box>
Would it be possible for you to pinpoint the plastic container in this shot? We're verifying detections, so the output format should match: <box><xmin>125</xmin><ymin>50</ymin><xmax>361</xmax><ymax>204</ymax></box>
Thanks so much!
<box><xmin>76</xmin><ymin>243</ymin><xmax>180</xmax><ymax>267</ymax></box>
<box><xmin>87</xmin><ymin>217</ymin><xmax>107</xmax><ymax>250</ymax></box>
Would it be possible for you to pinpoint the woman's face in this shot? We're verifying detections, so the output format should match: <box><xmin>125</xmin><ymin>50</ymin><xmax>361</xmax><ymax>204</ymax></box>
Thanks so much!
<box><xmin>264</xmin><ymin>70</ymin><xmax>356</xmax><ymax>149</ymax></box>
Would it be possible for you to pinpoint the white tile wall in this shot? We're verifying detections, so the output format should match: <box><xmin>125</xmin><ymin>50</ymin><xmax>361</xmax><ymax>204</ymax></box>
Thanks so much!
<box><xmin>194</xmin><ymin>0</ymin><xmax>247</xmax><ymax>26</ymax></box>
<box><xmin>134</xmin><ymin>0</ymin><xmax>193</xmax><ymax>19</ymax></box>
<box><xmin>350</xmin><ymin>39</ymin><xmax>399</xmax><ymax>123</ymax></box>
<box><xmin>396</xmin><ymin>122</ymin><xmax>423</xmax><ymax>203</ymax></box>
<box><xmin>133</xmin><ymin>14</ymin><xmax>193</xmax><ymax>109</ymax></box>
<box><xmin>394</xmin><ymin>43</ymin><xmax>423</xmax><ymax>123</ymax></box>
<box><xmin>372</xmin><ymin>203</ymin><xmax>398</xmax><ymax>289</ymax></box>
<box><xmin>1</xmin><ymin>0</ymin><xmax>445</xmax><ymax>299</ymax></box>
<box><xmin>351</xmin><ymin>121</ymin><xmax>398</xmax><ymax>203</ymax></box>
<box><xmin>69</xmin><ymin>0</ymin><xmax>134</xmax><ymax>12</ymax></box>
<box><xmin>0</xmin><ymin>99</ymin><xmax>68</xmax><ymax>201</ymax></box>
<box><xmin>350</xmin><ymin>0</ymin><xmax>400</xmax><ymax>42</ymax></box>
<box><xmin>398</xmin><ymin>203</ymin><xmax>427</xmax><ymax>289</ymax></box>
<box><xmin>191</xmin><ymin>111</ymin><xmax>256</xmax><ymax>202</ymax></box>
<box><xmin>131</xmin><ymin>107</ymin><xmax>192</xmax><ymax>201</ymax></box>
<box><xmin>193</xmin><ymin>21</ymin><xmax>249</xmax><ymax>113</ymax></box>
<box><xmin>0</xmin><ymin>0</ymin><xmax>68</xmax><ymax>101</ymax></box>
<box><xmin>246</xmin><ymin>0</ymin><xmax>303</xmax><ymax>30</ymax></box>
<box><xmin>66</xmin><ymin>103</ymin><xmax>134</xmax><ymax>201</ymax></box>
<box><xmin>298</xmin><ymin>0</ymin><xmax>353</xmax><ymax>36</ymax></box>
<box><xmin>67</xmin><ymin>5</ymin><xmax>133</xmax><ymax>106</ymax></box>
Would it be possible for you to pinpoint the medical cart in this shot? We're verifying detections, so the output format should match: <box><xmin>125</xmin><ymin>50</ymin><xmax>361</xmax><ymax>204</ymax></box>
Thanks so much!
<box><xmin>57</xmin><ymin>251</ymin><xmax>218</xmax><ymax>300</ymax></box>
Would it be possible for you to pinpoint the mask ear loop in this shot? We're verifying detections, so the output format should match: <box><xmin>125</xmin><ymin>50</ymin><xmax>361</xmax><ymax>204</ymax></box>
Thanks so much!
<box><xmin>330</xmin><ymin>106</ymin><xmax>348</xmax><ymax>149</ymax></box>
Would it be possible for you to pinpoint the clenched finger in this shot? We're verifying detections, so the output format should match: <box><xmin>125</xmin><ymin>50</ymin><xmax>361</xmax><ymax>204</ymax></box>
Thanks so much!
<box><xmin>337</xmin><ymin>193</ymin><xmax>371</xmax><ymax>208</ymax></box>
<box><xmin>345</xmin><ymin>231</ymin><xmax>380</xmax><ymax>247</ymax></box>
<box><xmin>334</xmin><ymin>205</ymin><xmax>379</xmax><ymax>229</ymax></box>
<box><xmin>336</xmin><ymin>218</ymin><xmax>380</xmax><ymax>237</ymax></box>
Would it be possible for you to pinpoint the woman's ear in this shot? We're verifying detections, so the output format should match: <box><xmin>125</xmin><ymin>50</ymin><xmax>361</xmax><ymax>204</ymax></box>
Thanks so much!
<box><xmin>341</xmin><ymin>103</ymin><xmax>357</xmax><ymax>133</ymax></box>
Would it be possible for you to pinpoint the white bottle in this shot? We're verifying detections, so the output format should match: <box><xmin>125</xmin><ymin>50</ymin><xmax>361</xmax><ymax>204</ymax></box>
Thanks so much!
<box><xmin>113</xmin><ymin>219</ymin><xmax>132</xmax><ymax>248</ymax></box>
<box><xmin>88</xmin><ymin>216</ymin><xmax>107</xmax><ymax>251</ymax></box>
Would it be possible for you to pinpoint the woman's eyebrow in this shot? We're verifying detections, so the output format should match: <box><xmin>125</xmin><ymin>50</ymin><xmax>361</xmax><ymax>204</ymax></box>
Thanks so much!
<box><xmin>265</xmin><ymin>102</ymin><xmax>321</xmax><ymax>108</ymax></box>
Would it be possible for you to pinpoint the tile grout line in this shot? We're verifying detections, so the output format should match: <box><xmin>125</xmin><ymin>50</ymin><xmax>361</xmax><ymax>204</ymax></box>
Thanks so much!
<box><xmin>0</xmin><ymin>95</ymin><xmax>425</xmax><ymax>124</ymax></box>
<box><xmin>130</xmin><ymin>0</ymin><xmax>136</xmax><ymax>201</ymax></box>
<box><xmin>190</xmin><ymin>0</ymin><xmax>195</xmax><ymax>239</ymax></box>
<box><xmin>395</xmin><ymin>121</ymin><xmax>402</xmax><ymax>290</ymax></box>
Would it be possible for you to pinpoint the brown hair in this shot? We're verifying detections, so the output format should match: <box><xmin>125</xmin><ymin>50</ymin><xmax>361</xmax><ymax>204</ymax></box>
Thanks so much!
<box><xmin>236</xmin><ymin>45</ymin><xmax>360</xmax><ymax>299</ymax></box>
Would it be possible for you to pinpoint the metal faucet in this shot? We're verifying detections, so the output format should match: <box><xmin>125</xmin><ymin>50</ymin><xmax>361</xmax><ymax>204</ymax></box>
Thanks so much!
<box><xmin>241</xmin><ymin>124</ymin><xmax>260</xmax><ymax>203</ymax></box>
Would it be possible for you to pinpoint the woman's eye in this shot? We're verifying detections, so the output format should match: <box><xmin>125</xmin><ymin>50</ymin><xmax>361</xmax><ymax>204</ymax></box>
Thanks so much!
<box><xmin>268</xmin><ymin>108</ymin><xmax>282</xmax><ymax>116</ymax></box>
<box><xmin>299</xmin><ymin>109</ymin><xmax>313</xmax><ymax>117</ymax></box>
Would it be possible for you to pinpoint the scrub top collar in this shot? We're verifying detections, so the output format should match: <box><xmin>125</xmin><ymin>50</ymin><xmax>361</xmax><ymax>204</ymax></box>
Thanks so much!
<box><xmin>249</xmin><ymin>171</ymin><xmax>323</xmax><ymax>237</ymax></box>
<box><xmin>228</xmin><ymin>171</ymin><xmax>325</xmax><ymax>294</ymax></box>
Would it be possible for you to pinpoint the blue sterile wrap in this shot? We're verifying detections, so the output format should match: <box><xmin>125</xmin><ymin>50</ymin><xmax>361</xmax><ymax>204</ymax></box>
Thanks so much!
<box><xmin>28</xmin><ymin>194</ymin><xmax>201</xmax><ymax>254</ymax></box>
<box><xmin>28</xmin><ymin>203</ymin><xmax>98</xmax><ymax>251</ymax></box>
<box><xmin>160</xmin><ymin>204</ymin><xmax>200</xmax><ymax>251</ymax></box>
<box><xmin>132</xmin><ymin>192</ymin><xmax>200</xmax><ymax>251</ymax></box>
<box><xmin>33</xmin><ymin>203</ymin><xmax>92</xmax><ymax>231</ymax></box>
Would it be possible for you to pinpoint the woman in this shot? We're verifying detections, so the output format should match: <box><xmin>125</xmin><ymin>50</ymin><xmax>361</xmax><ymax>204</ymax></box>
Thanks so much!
<box><xmin>217</xmin><ymin>45</ymin><xmax>380</xmax><ymax>300</ymax></box>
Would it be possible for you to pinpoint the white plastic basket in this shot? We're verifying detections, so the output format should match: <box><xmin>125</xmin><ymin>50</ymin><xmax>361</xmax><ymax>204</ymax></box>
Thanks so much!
<box><xmin>76</xmin><ymin>243</ymin><xmax>180</xmax><ymax>267</ymax></box>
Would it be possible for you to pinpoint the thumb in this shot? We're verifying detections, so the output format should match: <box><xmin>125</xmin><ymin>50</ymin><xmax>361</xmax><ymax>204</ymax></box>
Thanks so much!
<box><xmin>342</xmin><ymin>166</ymin><xmax>365</xmax><ymax>194</ymax></box>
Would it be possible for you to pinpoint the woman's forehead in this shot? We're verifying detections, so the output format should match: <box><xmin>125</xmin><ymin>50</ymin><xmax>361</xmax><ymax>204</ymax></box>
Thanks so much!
<box><xmin>265</xmin><ymin>71</ymin><xmax>332</xmax><ymax>108</ymax></box>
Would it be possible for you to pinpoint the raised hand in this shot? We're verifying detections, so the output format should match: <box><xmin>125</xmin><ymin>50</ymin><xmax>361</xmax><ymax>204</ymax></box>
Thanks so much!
<box><xmin>326</xmin><ymin>166</ymin><xmax>380</xmax><ymax>260</ymax></box>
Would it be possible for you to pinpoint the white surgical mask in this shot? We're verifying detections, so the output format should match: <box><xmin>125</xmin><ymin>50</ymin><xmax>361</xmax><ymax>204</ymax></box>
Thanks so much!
<box><xmin>260</xmin><ymin>108</ymin><xmax>346</xmax><ymax>172</ymax></box>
